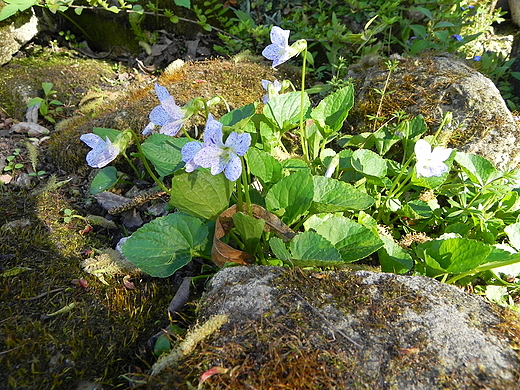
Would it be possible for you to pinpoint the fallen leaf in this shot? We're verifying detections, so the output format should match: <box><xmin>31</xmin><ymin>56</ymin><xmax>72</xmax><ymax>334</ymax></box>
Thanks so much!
<box><xmin>123</xmin><ymin>275</ymin><xmax>136</xmax><ymax>289</ymax></box>
<box><xmin>199</xmin><ymin>366</ymin><xmax>229</xmax><ymax>385</ymax></box>
<box><xmin>212</xmin><ymin>204</ymin><xmax>295</xmax><ymax>267</ymax></box>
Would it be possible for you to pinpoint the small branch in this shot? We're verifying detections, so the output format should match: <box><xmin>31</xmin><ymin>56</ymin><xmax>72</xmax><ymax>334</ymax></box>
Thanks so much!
<box><xmin>61</xmin><ymin>5</ymin><xmax>242</xmax><ymax>41</ymax></box>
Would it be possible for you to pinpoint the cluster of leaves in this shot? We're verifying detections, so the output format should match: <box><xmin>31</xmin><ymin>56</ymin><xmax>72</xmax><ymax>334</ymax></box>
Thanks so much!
<box><xmin>27</xmin><ymin>82</ymin><xmax>64</xmax><ymax>124</ymax></box>
<box><xmin>216</xmin><ymin>1</ymin><xmax>501</xmax><ymax>75</ymax></box>
<box><xmin>85</xmin><ymin>74</ymin><xmax>520</xmax><ymax>312</ymax></box>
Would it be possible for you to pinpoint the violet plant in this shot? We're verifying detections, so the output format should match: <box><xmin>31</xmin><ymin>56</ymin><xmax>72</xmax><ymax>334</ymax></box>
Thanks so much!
<box><xmin>81</xmin><ymin>26</ymin><xmax>520</xmax><ymax>304</ymax></box>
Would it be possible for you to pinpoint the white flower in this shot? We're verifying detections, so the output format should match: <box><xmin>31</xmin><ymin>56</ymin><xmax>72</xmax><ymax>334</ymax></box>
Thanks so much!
<box><xmin>80</xmin><ymin>133</ymin><xmax>120</xmax><ymax>168</ymax></box>
<box><xmin>143</xmin><ymin>83</ymin><xmax>186</xmax><ymax>136</ymax></box>
<box><xmin>188</xmin><ymin>114</ymin><xmax>251</xmax><ymax>181</ymax></box>
<box><xmin>414</xmin><ymin>139</ymin><xmax>453</xmax><ymax>178</ymax></box>
<box><xmin>261</xmin><ymin>79</ymin><xmax>282</xmax><ymax>103</ymax></box>
<box><xmin>262</xmin><ymin>26</ymin><xmax>300</xmax><ymax>68</ymax></box>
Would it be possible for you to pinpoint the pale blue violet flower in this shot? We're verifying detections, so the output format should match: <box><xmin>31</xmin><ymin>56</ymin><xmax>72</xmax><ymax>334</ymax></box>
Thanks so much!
<box><xmin>143</xmin><ymin>83</ymin><xmax>186</xmax><ymax>136</ymax></box>
<box><xmin>188</xmin><ymin>114</ymin><xmax>251</xmax><ymax>181</ymax></box>
<box><xmin>261</xmin><ymin>79</ymin><xmax>282</xmax><ymax>103</ymax></box>
<box><xmin>262</xmin><ymin>26</ymin><xmax>300</xmax><ymax>68</ymax></box>
<box><xmin>80</xmin><ymin>133</ymin><xmax>120</xmax><ymax>168</ymax></box>
<box><xmin>181</xmin><ymin>113</ymin><xmax>223</xmax><ymax>171</ymax></box>
<box><xmin>414</xmin><ymin>139</ymin><xmax>453</xmax><ymax>178</ymax></box>
<box><xmin>181</xmin><ymin>141</ymin><xmax>203</xmax><ymax>173</ymax></box>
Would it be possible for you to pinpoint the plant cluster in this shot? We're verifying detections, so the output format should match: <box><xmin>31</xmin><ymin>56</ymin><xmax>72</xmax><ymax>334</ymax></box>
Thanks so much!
<box><xmin>2</xmin><ymin>0</ymin><xmax>516</xmax><ymax>105</ymax></box>
<box><xmin>79</xmin><ymin>27</ymin><xmax>520</xmax><ymax>310</ymax></box>
<box><xmin>27</xmin><ymin>82</ymin><xmax>64</xmax><ymax>124</ymax></box>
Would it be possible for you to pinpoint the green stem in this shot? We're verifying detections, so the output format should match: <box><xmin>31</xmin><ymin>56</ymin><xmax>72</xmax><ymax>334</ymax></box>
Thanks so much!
<box><xmin>299</xmin><ymin>47</ymin><xmax>309</xmax><ymax>165</ymax></box>
<box><xmin>447</xmin><ymin>255</ymin><xmax>520</xmax><ymax>284</ymax></box>
<box><xmin>241</xmin><ymin>156</ymin><xmax>252</xmax><ymax>215</ymax></box>
<box><xmin>236</xmin><ymin>175</ymin><xmax>243</xmax><ymax>212</ymax></box>
<box><xmin>129</xmin><ymin>130</ymin><xmax>170</xmax><ymax>194</ymax></box>
<box><xmin>122</xmin><ymin>152</ymin><xmax>142</xmax><ymax>180</ymax></box>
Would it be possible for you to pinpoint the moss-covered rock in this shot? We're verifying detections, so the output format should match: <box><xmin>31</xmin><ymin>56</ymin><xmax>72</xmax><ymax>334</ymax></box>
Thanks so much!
<box><xmin>0</xmin><ymin>46</ymin><xmax>123</xmax><ymax>120</ymax></box>
<box><xmin>47</xmin><ymin>58</ymin><xmax>296</xmax><ymax>173</ymax></box>
<box><xmin>146</xmin><ymin>266</ymin><xmax>520</xmax><ymax>389</ymax></box>
<box><xmin>347</xmin><ymin>53</ymin><xmax>520</xmax><ymax>169</ymax></box>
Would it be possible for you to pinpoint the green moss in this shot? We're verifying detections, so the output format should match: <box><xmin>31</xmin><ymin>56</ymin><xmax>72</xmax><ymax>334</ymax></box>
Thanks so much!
<box><xmin>349</xmin><ymin>53</ymin><xmax>508</xmax><ymax>150</ymax></box>
<box><xmin>0</xmin><ymin>188</ymin><xmax>176</xmax><ymax>389</ymax></box>
<box><xmin>47</xmin><ymin>58</ymin><xmax>297</xmax><ymax>173</ymax></box>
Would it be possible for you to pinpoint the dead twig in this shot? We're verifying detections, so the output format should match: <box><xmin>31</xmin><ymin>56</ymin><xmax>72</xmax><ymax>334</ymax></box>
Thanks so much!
<box><xmin>19</xmin><ymin>288</ymin><xmax>65</xmax><ymax>301</ymax></box>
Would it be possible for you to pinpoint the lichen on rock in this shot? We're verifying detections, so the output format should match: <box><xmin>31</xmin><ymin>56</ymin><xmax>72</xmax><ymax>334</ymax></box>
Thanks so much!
<box><xmin>147</xmin><ymin>266</ymin><xmax>520</xmax><ymax>389</ymax></box>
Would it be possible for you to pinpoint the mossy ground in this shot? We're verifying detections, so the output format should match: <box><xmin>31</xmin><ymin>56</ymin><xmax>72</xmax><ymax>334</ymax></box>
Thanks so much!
<box><xmin>0</xmin><ymin>185</ymin><xmax>182</xmax><ymax>389</ymax></box>
<box><xmin>0</xmin><ymin>46</ymin><xmax>302</xmax><ymax>389</ymax></box>
<box><xmin>47</xmin><ymin>58</ymin><xmax>297</xmax><ymax>173</ymax></box>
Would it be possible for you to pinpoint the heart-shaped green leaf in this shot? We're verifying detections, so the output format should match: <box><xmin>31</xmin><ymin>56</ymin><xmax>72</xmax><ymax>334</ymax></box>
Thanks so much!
<box><xmin>311</xmin><ymin>84</ymin><xmax>354</xmax><ymax>134</ymax></box>
<box><xmin>169</xmin><ymin>169</ymin><xmax>233</xmax><ymax>220</ymax></box>
<box><xmin>141</xmin><ymin>135</ymin><xmax>189</xmax><ymax>177</ymax></box>
<box><xmin>90</xmin><ymin>166</ymin><xmax>118</xmax><ymax>195</ymax></box>
<box><xmin>263</xmin><ymin>91</ymin><xmax>311</xmax><ymax>132</ymax></box>
<box><xmin>311</xmin><ymin>176</ymin><xmax>374</xmax><ymax>213</ymax></box>
<box><xmin>289</xmin><ymin>231</ymin><xmax>343</xmax><ymax>266</ymax></box>
<box><xmin>305</xmin><ymin>215</ymin><xmax>383</xmax><ymax>262</ymax></box>
<box><xmin>266</xmin><ymin>170</ymin><xmax>314</xmax><ymax>225</ymax></box>
<box><xmin>122</xmin><ymin>212</ymin><xmax>208</xmax><ymax>277</ymax></box>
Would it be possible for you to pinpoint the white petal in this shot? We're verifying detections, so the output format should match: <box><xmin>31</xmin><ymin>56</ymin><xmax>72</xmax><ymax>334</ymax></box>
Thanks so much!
<box><xmin>86</xmin><ymin>144</ymin><xmax>119</xmax><ymax>168</ymax></box>
<box><xmin>417</xmin><ymin>162</ymin><xmax>448</xmax><ymax>178</ymax></box>
<box><xmin>273</xmin><ymin>79</ymin><xmax>282</xmax><ymax>92</ymax></box>
<box><xmin>80</xmin><ymin>133</ymin><xmax>103</xmax><ymax>148</ymax></box>
<box><xmin>193</xmin><ymin>146</ymin><xmax>223</xmax><ymax>169</ymax></box>
<box><xmin>224</xmin><ymin>154</ymin><xmax>242</xmax><ymax>181</ymax></box>
<box><xmin>149</xmin><ymin>105</ymin><xmax>171</xmax><ymax>126</ymax></box>
<box><xmin>162</xmin><ymin>96</ymin><xmax>184</xmax><ymax>119</ymax></box>
<box><xmin>184</xmin><ymin>159</ymin><xmax>200</xmax><ymax>172</ymax></box>
<box><xmin>261</xmin><ymin>44</ymin><xmax>284</xmax><ymax>61</ymax></box>
<box><xmin>414</xmin><ymin>139</ymin><xmax>432</xmax><ymax>159</ymax></box>
<box><xmin>225</xmin><ymin>132</ymin><xmax>251</xmax><ymax>156</ymax></box>
<box><xmin>143</xmin><ymin>122</ymin><xmax>155</xmax><ymax>135</ymax></box>
<box><xmin>160</xmin><ymin>120</ymin><xmax>183</xmax><ymax>136</ymax></box>
<box><xmin>270</xmin><ymin>26</ymin><xmax>290</xmax><ymax>47</ymax></box>
<box><xmin>154</xmin><ymin>83</ymin><xmax>171</xmax><ymax>102</ymax></box>
<box><xmin>181</xmin><ymin>141</ymin><xmax>203</xmax><ymax>162</ymax></box>
<box><xmin>431</xmin><ymin>146</ymin><xmax>453</xmax><ymax>162</ymax></box>
<box><xmin>204</xmin><ymin>114</ymin><xmax>224</xmax><ymax>146</ymax></box>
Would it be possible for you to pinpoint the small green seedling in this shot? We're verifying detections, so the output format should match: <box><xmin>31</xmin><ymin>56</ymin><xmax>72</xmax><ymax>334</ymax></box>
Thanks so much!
<box><xmin>3</xmin><ymin>149</ymin><xmax>24</xmax><ymax>172</ymax></box>
<box><xmin>27</xmin><ymin>82</ymin><xmax>64</xmax><ymax>124</ymax></box>
<box><xmin>63</xmin><ymin>208</ymin><xmax>86</xmax><ymax>224</ymax></box>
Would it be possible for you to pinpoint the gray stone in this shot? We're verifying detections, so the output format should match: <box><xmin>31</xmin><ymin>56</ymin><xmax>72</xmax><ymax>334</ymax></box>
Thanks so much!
<box><xmin>348</xmin><ymin>54</ymin><xmax>520</xmax><ymax>170</ymax></box>
<box><xmin>0</xmin><ymin>9</ymin><xmax>39</xmax><ymax>66</ymax></box>
<box><xmin>154</xmin><ymin>266</ymin><xmax>520</xmax><ymax>389</ymax></box>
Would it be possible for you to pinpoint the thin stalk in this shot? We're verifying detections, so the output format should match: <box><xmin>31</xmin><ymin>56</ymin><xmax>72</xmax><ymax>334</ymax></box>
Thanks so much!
<box><xmin>236</xmin><ymin>176</ymin><xmax>243</xmax><ymax>212</ymax></box>
<box><xmin>122</xmin><ymin>152</ymin><xmax>143</xmax><ymax>180</ymax></box>
<box><xmin>299</xmin><ymin>47</ymin><xmax>309</xmax><ymax>164</ymax></box>
<box><xmin>240</xmin><ymin>156</ymin><xmax>252</xmax><ymax>215</ymax></box>
<box><xmin>129</xmin><ymin>130</ymin><xmax>170</xmax><ymax>193</ymax></box>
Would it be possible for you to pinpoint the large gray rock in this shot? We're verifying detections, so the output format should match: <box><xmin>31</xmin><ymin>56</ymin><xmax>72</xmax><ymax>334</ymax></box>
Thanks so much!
<box><xmin>348</xmin><ymin>54</ymin><xmax>520</xmax><ymax>170</ymax></box>
<box><xmin>0</xmin><ymin>8</ymin><xmax>39</xmax><ymax>66</ymax></box>
<box><xmin>149</xmin><ymin>266</ymin><xmax>520</xmax><ymax>389</ymax></box>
